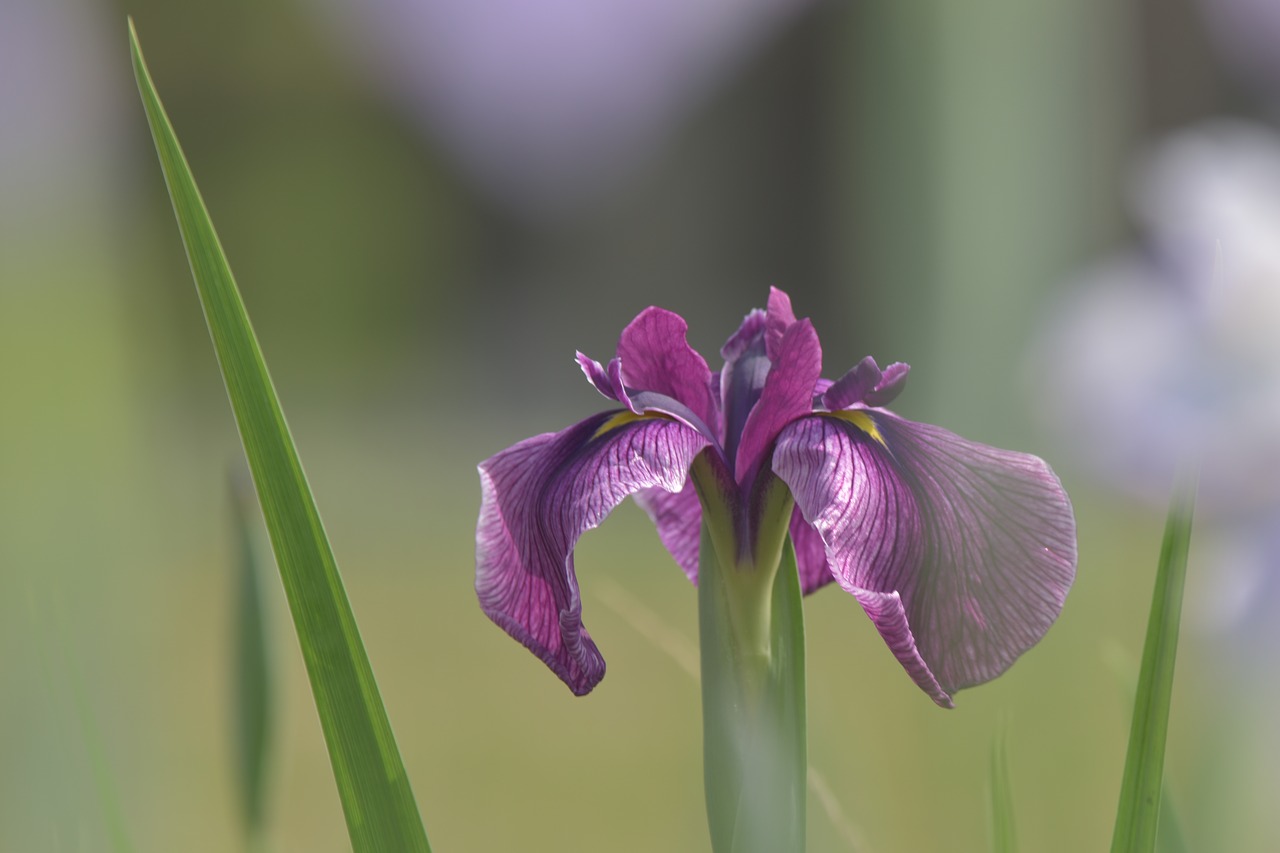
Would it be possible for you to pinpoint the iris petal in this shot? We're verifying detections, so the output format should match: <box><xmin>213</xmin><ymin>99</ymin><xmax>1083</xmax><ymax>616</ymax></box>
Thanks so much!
<box><xmin>576</xmin><ymin>351</ymin><xmax>616</xmax><ymax>400</ymax></box>
<box><xmin>476</xmin><ymin>412</ymin><xmax>710</xmax><ymax>694</ymax></box>
<box><xmin>734</xmin><ymin>318</ymin><xmax>822</xmax><ymax>486</ymax></box>
<box><xmin>765</xmin><ymin>286</ymin><xmax>798</xmax><ymax>361</ymax></box>
<box><xmin>634</xmin><ymin>481</ymin><xmax>702</xmax><ymax>583</ymax></box>
<box><xmin>617</xmin><ymin>306</ymin><xmax>720</xmax><ymax>437</ymax></box>
<box><xmin>822</xmin><ymin>356</ymin><xmax>884</xmax><ymax>411</ymax></box>
<box><xmin>772</xmin><ymin>412</ymin><xmax>1076</xmax><ymax>706</ymax></box>
<box><xmin>719</xmin><ymin>311</ymin><xmax>770</xmax><ymax>465</ymax></box>
<box><xmin>864</xmin><ymin>361</ymin><xmax>909</xmax><ymax>406</ymax></box>
<box><xmin>788</xmin><ymin>508</ymin><xmax>835</xmax><ymax>594</ymax></box>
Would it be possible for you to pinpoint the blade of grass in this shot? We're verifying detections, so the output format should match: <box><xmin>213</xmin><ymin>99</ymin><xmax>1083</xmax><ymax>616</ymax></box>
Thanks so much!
<box><xmin>1099</xmin><ymin>645</ymin><xmax>1192</xmax><ymax>853</ymax></box>
<box><xmin>29</xmin><ymin>594</ymin><xmax>135</xmax><ymax>853</ymax></box>
<box><xmin>230</xmin><ymin>469</ymin><xmax>273</xmax><ymax>844</ymax></box>
<box><xmin>988</xmin><ymin>718</ymin><xmax>1016</xmax><ymax>853</ymax></box>
<box><xmin>129</xmin><ymin>20</ymin><xmax>431</xmax><ymax>853</ymax></box>
<box><xmin>1109</xmin><ymin>470</ymin><xmax>1197</xmax><ymax>853</ymax></box>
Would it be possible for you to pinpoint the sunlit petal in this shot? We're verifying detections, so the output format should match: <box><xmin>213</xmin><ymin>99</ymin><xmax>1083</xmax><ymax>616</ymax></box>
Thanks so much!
<box><xmin>773</xmin><ymin>412</ymin><xmax>1075</xmax><ymax>705</ymax></box>
<box><xmin>477</xmin><ymin>412</ymin><xmax>709</xmax><ymax>694</ymax></box>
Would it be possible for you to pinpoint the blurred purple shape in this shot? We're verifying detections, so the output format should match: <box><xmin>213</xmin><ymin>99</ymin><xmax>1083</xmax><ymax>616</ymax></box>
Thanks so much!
<box><xmin>1197</xmin><ymin>0</ymin><xmax>1280</xmax><ymax>97</ymax></box>
<box><xmin>0</xmin><ymin>0</ymin><xmax>124</xmax><ymax>227</ymax></box>
<box><xmin>1035</xmin><ymin>121</ymin><xmax>1280</xmax><ymax>642</ymax></box>
<box><xmin>316</xmin><ymin>0</ymin><xmax>810</xmax><ymax>214</ymax></box>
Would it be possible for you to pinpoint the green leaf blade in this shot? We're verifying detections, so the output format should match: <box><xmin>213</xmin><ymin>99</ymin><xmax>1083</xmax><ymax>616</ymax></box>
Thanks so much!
<box><xmin>129</xmin><ymin>20</ymin><xmax>431</xmax><ymax>853</ymax></box>
<box><xmin>988</xmin><ymin>719</ymin><xmax>1017</xmax><ymax>853</ymax></box>
<box><xmin>230</xmin><ymin>470</ymin><xmax>273</xmax><ymax>839</ymax></box>
<box><xmin>1110</xmin><ymin>470</ymin><xmax>1197</xmax><ymax>853</ymax></box>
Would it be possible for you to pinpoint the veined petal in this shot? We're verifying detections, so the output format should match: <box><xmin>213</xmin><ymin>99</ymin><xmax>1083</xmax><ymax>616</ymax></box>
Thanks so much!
<box><xmin>789</xmin><ymin>508</ymin><xmax>835</xmax><ymax>594</ymax></box>
<box><xmin>734</xmin><ymin>318</ymin><xmax>822</xmax><ymax>487</ymax></box>
<box><xmin>633</xmin><ymin>481</ymin><xmax>702</xmax><ymax>583</ymax></box>
<box><xmin>476</xmin><ymin>412</ymin><xmax>710</xmax><ymax>694</ymax></box>
<box><xmin>772</xmin><ymin>412</ymin><xmax>1076</xmax><ymax>706</ymax></box>
<box><xmin>617</xmin><ymin>307</ymin><xmax>720</xmax><ymax>436</ymax></box>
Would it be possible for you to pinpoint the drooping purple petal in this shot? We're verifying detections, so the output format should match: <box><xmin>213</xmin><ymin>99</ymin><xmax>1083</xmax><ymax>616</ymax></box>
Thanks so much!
<box><xmin>734</xmin><ymin>318</ymin><xmax>823</xmax><ymax>486</ymax></box>
<box><xmin>634</xmin><ymin>481</ymin><xmax>702</xmax><ymax>583</ymax></box>
<box><xmin>617</xmin><ymin>306</ymin><xmax>720</xmax><ymax>437</ymax></box>
<box><xmin>788</xmin><ymin>508</ymin><xmax>835</xmax><ymax>594</ymax></box>
<box><xmin>771</xmin><ymin>414</ymin><xmax>949</xmax><ymax>705</ymax></box>
<box><xmin>764</xmin><ymin>287</ymin><xmax>798</xmax><ymax>361</ymax></box>
<box><xmin>477</xmin><ymin>411</ymin><xmax>710</xmax><ymax>694</ymax></box>
<box><xmin>772</xmin><ymin>412</ymin><xmax>1076</xmax><ymax>706</ymax></box>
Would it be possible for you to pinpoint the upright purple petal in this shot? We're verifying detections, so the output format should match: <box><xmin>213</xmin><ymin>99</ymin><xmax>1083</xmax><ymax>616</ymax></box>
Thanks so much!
<box><xmin>772</xmin><ymin>412</ymin><xmax>1076</xmax><ymax>706</ymax></box>
<box><xmin>822</xmin><ymin>358</ymin><xmax>912</xmax><ymax>410</ymax></box>
<box><xmin>633</xmin><ymin>482</ymin><xmax>702</xmax><ymax>583</ymax></box>
<box><xmin>720</xmin><ymin>308</ymin><xmax>767</xmax><ymax>362</ymax></box>
<box><xmin>617</xmin><ymin>307</ymin><xmax>720</xmax><ymax>435</ymax></box>
<box><xmin>575</xmin><ymin>352</ymin><xmax>639</xmax><ymax>412</ymax></box>
<box><xmin>822</xmin><ymin>356</ymin><xmax>884</xmax><ymax>411</ymax></box>
<box><xmin>607</xmin><ymin>358</ymin><xmax>640</xmax><ymax>413</ymax></box>
<box><xmin>864</xmin><ymin>362</ymin><xmax>909</xmax><ymax>407</ymax></box>
<box><xmin>477</xmin><ymin>412</ymin><xmax>710</xmax><ymax>694</ymax></box>
<box><xmin>577</xmin><ymin>352</ymin><xmax>617</xmax><ymax>400</ymax></box>
<box><xmin>764</xmin><ymin>286</ymin><xmax>798</xmax><ymax>361</ymax></box>
<box><xmin>719</xmin><ymin>309</ymin><xmax>770</xmax><ymax>463</ymax></box>
<box><xmin>734</xmin><ymin>318</ymin><xmax>823</xmax><ymax>486</ymax></box>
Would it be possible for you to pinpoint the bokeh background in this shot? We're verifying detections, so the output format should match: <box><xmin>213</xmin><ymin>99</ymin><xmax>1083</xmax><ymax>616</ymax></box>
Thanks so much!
<box><xmin>3</xmin><ymin>0</ymin><xmax>1278</xmax><ymax>850</ymax></box>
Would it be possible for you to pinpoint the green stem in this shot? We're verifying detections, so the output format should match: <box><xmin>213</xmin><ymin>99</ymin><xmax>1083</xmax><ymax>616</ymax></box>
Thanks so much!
<box><xmin>698</xmin><ymin>524</ymin><xmax>808</xmax><ymax>853</ymax></box>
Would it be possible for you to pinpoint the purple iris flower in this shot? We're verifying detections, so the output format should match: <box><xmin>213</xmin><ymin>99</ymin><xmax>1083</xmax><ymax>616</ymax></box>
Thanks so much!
<box><xmin>476</xmin><ymin>289</ymin><xmax>1076</xmax><ymax>707</ymax></box>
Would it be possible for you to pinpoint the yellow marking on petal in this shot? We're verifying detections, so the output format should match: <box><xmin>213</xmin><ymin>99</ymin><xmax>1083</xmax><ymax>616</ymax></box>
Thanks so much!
<box><xmin>827</xmin><ymin>409</ymin><xmax>887</xmax><ymax>448</ymax></box>
<box><xmin>592</xmin><ymin>411</ymin><xmax>667</xmax><ymax>440</ymax></box>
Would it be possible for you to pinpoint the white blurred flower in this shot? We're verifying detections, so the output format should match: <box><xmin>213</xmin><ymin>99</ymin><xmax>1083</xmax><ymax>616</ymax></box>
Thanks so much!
<box><xmin>1034</xmin><ymin>121</ymin><xmax>1280</xmax><ymax>639</ymax></box>
<box><xmin>311</xmin><ymin>0</ymin><xmax>811</xmax><ymax>214</ymax></box>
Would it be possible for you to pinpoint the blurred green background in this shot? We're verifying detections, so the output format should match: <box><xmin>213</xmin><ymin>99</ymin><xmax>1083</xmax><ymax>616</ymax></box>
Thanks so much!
<box><xmin>2</xmin><ymin>0</ymin><xmax>1274</xmax><ymax>850</ymax></box>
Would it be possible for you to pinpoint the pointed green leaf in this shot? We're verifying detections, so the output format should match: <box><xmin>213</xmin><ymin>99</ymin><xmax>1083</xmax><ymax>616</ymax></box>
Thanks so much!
<box><xmin>230</xmin><ymin>470</ymin><xmax>273</xmax><ymax>839</ymax></box>
<box><xmin>1110</xmin><ymin>470</ymin><xmax>1197</xmax><ymax>853</ymax></box>
<box><xmin>1100</xmin><ymin>647</ymin><xmax>1192</xmax><ymax>853</ymax></box>
<box><xmin>129</xmin><ymin>20</ymin><xmax>431</xmax><ymax>852</ymax></box>
<box><xmin>988</xmin><ymin>719</ymin><xmax>1017</xmax><ymax>853</ymax></box>
<box><xmin>1155</xmin><ymin>792</ymin><xmax>1191</xmax><ymax>853</ymax></box>
<box><xmin>698</xmin><ymin>527</ymin><xmax>807</xmax><ymax>853</ymax></box>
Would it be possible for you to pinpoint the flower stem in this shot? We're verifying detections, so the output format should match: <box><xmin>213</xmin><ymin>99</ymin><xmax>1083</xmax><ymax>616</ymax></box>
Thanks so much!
<box><xmin>698</xmin><ymin>523</ymin><xmax>807</xmax><ymax>853</ymax></box>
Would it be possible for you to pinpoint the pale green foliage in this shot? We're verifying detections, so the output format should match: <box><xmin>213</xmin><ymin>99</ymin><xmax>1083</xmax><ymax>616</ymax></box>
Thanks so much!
<box><xmin>129</xmin><ymin>20</ymin><xmax>431</xmax><ymax>852</ymax></box>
